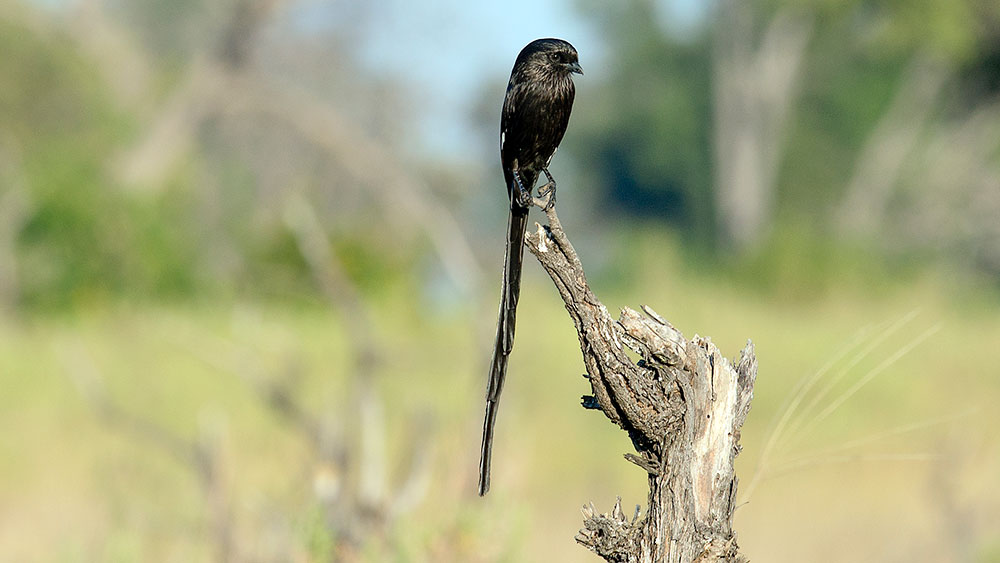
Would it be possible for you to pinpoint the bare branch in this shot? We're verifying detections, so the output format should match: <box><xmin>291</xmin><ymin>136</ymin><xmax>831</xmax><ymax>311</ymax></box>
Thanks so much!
<box><xmin>282</xmin><ymin>192</ymin><xmax>379</xmax><ymax>371</ymax></box>
<box><xmin>280</xmin><ymin>191</ymin><xmax>433</xmax><ymax>552</ymax></box>
<box><xmin>524</xmin><ymin>206</ymin><xmax>755</xmax><ymax>562</ymax></box>
<box><xmin>234</xmin><ymin>78</ymin><xmax>485</xmax><ymax>293</ymax></box>
<box><xmin>109</xmin><ymin>0</ymin><xmax>485</xmax><ymax>294</ymax></box>
<box><xmin>57</xmin><ymin>341</ymin><xmax>236</xmax><ymax>562</ymax></box>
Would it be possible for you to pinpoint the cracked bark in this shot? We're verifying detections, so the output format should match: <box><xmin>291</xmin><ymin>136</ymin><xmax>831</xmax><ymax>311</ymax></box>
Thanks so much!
<box><xmin>523</xmin><ymin>207</ymin><xmax>756</xmax><ymax>562</ymax></box>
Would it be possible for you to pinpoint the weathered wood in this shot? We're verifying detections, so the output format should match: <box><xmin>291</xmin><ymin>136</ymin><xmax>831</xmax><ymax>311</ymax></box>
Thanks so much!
<box><xmin>524</xmin><ymin>207</ymin><xmax>756</xmax><ymax>562</ymax></box>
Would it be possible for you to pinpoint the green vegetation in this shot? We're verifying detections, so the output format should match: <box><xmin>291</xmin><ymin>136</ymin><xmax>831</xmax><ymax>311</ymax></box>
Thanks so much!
<box><xmin>2</xmin><ymin>0</ymin><xmax>999</xmax><ymax>560</ymax></box>
<box><xmin>2</xmin><ymin>255</ymin><xmax>998</xmax><ymax>561</ymax></box>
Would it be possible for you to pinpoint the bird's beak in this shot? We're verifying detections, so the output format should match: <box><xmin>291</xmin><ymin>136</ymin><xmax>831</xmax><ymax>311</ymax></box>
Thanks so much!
<box><xmin>567</xmin><ymin>62</ymin><xmax>583</xmax><ymax>75</ymax></box>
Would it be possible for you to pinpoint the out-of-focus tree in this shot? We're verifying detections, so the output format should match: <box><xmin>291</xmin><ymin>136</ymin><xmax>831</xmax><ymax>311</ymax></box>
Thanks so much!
<box><xmin>105</xmin><ymin>0</ymin><xmax>483</xmax><ymax>295</ymax></box>
<box><xmin>711</xmin><ymin>0</ymin><xmax>812</xmax><ymax>253</ymax></box>
<box><xmin>571</xmin><ymin>0</ymin><xmax>1000</xmax><ymax>271</ymax></box>
<box><xmin>0</xmin><ymin>4</ymin><xmax>200</xmax><ymax>309</ymax></box>
<box><xmin>829</xmin><ymin>1</ymin><xmax>1000</xmax><ymax>274</ymax></box>
<box><xmin>0</xmin><ymin>0</ymin><xmax>483</xmax><ymax>310</ymax></box>
<box><xmin>571</xmin><ymin>1</ymin><xmax>717</xmax><ymax>245</ymax></box>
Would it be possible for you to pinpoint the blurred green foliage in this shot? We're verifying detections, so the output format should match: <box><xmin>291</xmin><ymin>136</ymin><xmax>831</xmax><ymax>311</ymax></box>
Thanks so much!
<box><xmin>571</xmin><ymin>2</ymin><xmax>715</xmax><ymax>239</ymax></box>
<box><xmin>2</xmin><ymin>262</ymin><xmax>998</xmax><ymax>561</ymax></box>
<box><xmin>570</xmin><ymin>0</ymin><xmax>1000</xmax><ymax>266</ymax></box>
<box><xmin>2</xmin><ymin>17</ymin><xmax>148</xmax><ymax>308</ymax></box>
<box><xmin>2</xmin><ymin>0</ymin><xmax>999</xmax><ymax>309</ymax></box>
<box><xmin>1</xmin><ymin>2</ymin><xmax>999</xmax><ymax>561</ymax></box>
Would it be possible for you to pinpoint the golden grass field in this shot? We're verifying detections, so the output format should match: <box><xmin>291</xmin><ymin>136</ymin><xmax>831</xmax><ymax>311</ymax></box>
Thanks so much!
<box><xmin>2</xmin><ymin>237</ymin><xmax>999</xmax><ymax>562</ymax></box>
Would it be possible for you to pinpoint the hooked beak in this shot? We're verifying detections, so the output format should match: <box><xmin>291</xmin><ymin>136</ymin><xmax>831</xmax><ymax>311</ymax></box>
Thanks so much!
<box><xmin>566</xmin><ymin>61</ymin><xmax>583</xmax><ymax>75</ymax></box>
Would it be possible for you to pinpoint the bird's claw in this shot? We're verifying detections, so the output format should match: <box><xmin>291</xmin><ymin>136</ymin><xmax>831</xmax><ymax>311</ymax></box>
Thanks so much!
<box><xmin>517</xmin><ymin>188</ymin><xmax>534</xmax><ymax>207</ymax></box>
<box><xmin>513</xmin><ymin>169</ymin><xmax>557</xmax><ymax>210</ymax></box>
<box><xmin>512</xmin><ymin>170</ymin><xmax>535</xmax><ymax>208</ymax></box>
<box><xmin>536</xmin><ymin>169</ymin><xmax>557</xmax><ymax>210</ymax></box>
<box><xmin>536</xmin><ymin>183</ymin><xmax>556</xmax><ymax>210</ymax></box>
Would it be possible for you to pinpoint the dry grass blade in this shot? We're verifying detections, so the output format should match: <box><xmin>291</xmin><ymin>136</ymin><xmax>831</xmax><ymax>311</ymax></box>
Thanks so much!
<box><xmin>780</xmin><ymin>309</ymin><xmax>921</xmax><ymax>449</ymax></box>
<box><xmin>801</xmin><ymin>323</ymin><xmax>942</xmax><ymax>435</ymax></box>
<box><xmin>768</xmin><ymin>410</ymin><xmax>973</xmax><ymax>481</ymax></box>
<box><xmin>769</xmin><ymin>452</ymin><xmax>938</xmax><ymax>478</ymax></box>
<box><xmin>740</xmin><ymin>323</ymin><xmax>873</xmax><ymax>502</ymax></box>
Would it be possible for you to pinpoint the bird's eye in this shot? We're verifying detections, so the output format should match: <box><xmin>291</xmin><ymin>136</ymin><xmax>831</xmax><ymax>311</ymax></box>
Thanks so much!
<box><xmin>549</xmin><ymin>52</ymin><xmax>561</xmax><ymax>63</ymax></box>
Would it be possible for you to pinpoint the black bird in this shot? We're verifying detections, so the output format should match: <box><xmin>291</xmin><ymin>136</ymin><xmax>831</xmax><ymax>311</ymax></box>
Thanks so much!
<box><xmin>479</xmin><ymin>38</ymin><xmax>582</xmax><ymax>496</ymax></box>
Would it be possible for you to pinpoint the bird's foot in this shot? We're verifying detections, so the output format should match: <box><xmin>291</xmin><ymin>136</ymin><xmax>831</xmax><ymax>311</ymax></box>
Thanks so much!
<box><xmin>517</xmin><ymin>189</ymin><xmax>535</xmax><ymax>208</ymax></box>
<box><xmin>513</xmin><ymin>171</ymin><xmax>535</xmax><ymax>208</ymax></box>
<box><xmin>535</xmin><ymin>169</ymin><xmax>557</xmax><ymax>211</ymax></box>
<box><xmin>536</xmin><ymin>183</ymin><xmax>556</xmax><ymax>210</ymax></box>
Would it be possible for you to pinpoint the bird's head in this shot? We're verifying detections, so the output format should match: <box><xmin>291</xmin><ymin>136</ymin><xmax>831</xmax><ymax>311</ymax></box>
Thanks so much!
<box><xmin>515</xmin><ymin>38</ymin><xmax>583</xmax><ymax>78</ymax></box>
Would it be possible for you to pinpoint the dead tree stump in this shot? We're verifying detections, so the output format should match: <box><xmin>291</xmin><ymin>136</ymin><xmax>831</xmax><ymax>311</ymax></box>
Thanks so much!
<box><xmin>523</xmin><ymin>207</ymin><xmax>756</xmax><ymax>563</ymax></box>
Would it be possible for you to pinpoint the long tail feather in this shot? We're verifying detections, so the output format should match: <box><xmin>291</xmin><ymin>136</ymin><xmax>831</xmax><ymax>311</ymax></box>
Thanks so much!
<box><xmin>478</xmin><ymin>206</ymin><xmax>528</xmax><ymax>495</ymax></box>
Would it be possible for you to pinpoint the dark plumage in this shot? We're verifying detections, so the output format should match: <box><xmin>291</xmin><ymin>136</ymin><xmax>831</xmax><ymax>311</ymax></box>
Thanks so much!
<box><xmin>479</xmin><ymin>38</ymin><xmax>581</xmax><ymax>496</ymax></box>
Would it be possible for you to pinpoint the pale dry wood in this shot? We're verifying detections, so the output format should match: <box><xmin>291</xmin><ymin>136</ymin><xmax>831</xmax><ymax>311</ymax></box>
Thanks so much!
<box><xmin>524</xmin><ymin>207</ymin><xmax>756</xmax><ymax>562</ymax></box>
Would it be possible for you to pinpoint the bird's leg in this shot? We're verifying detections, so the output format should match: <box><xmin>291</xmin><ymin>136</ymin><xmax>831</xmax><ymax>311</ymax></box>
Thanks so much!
<box><xmin>536</xmin><ymin>168</ymin><xmax>557</xmax><ymax>210</ymax></box>
<box><xmin>512</xmin><ymin>169</ymin><xmax>534</xmax><ymax>208</ymax></box>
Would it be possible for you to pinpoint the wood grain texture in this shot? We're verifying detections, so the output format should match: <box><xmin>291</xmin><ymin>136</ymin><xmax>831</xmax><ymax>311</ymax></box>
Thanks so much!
<box><xmin>524</xmin><ymin>207</ymin><xmax>756</xmax><ymax>562</ymax></box>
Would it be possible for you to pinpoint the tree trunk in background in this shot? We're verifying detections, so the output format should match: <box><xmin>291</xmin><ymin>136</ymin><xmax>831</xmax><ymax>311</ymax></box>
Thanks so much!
<box><xmin>712</xmin><ymin>1</ymin><xmax>812</xmax><ymax>253</ymax></box>
<box><xmin>836</xmin><ymin>53</ymin><xmax>950</xmax><ymax>238</ymax></box>
<box><xmin>0</xmin><ymin>140</ymin><xmax>32</xmax><ymax>315</ymax></box>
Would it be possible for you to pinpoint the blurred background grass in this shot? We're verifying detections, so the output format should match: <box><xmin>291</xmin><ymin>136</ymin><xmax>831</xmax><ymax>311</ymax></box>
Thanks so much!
<box><xmin>1</xmin><ymin>0</ymin><xmax>999</xmax><ymax>561</ymax></box>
